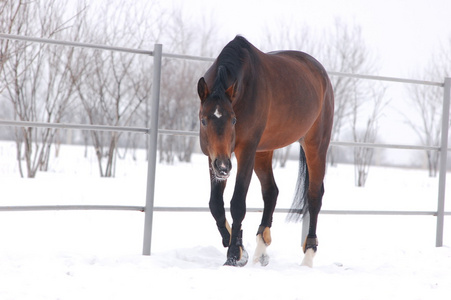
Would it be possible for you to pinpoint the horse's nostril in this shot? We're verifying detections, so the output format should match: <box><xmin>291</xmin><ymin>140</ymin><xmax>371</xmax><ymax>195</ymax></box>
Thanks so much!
<box><xmin>215</xmin><ymin>159</ymin><xmax>224</xmax><ymax>170</ymax></box>
<box><xmin>214</xmin><ymin>158</ymin><xmax>231</xmax><ymax>175</ymax></box>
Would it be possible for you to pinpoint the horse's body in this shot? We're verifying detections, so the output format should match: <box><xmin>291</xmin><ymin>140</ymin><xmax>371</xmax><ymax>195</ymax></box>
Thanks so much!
<box><xmin>197</xmin><ymin>36</ymin><xmax>334</xmax><ymax>267</ymax></box>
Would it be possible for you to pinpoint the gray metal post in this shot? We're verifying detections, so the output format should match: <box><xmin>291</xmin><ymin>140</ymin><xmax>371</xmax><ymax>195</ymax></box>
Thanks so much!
<box><xmin>436</xmin><ymin>77</ymin><xmax>451</xmax><ymax>247</ymax></box>
<box><xmin>301</xmin><ymin>211</ymin><xmax>310</xmax><ymax>246</ymax></box>
<box><xmin>142</xmin><ymin>44</ymin><xmax>163</xmax><ymax>255</ymax></box>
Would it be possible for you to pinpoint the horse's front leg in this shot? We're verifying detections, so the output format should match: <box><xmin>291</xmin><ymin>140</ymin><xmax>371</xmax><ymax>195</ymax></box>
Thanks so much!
<box><xmin>253</xmin><ymin>151</ymin><xmax>278</xmax><ymax>266</ymax></box>
<box><xmin>224</xmin><ymin>151</ymin><xmax>255</xmax><ymax>267</ymax></box>
<box><xmin>208</xmin><ymin>158</ymin><xmax>231</xmax><ymax>248</ymax></box>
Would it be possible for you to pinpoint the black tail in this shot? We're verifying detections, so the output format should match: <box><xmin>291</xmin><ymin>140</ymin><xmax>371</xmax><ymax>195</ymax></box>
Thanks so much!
<box><xmin>287</xmin><ymin>145</ymin><xmax>309</xmax><ymax>222</ymax></box>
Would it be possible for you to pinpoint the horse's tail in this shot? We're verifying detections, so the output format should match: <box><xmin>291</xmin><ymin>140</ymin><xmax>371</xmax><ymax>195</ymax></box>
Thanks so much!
<box><xmin>287</xmin><ymin>145</ymin><xmax>309</xmax><ymax>222</ymax></box>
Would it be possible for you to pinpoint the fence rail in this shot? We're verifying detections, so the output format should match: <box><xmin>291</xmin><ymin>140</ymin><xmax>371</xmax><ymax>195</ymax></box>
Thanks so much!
<box><xmin>0</xmin><ymin>33</ymin><xmax>444</xmax><ymax>86</ymax></box>
<box><xmin>0</xmin><ymin>119</ymin><xmax>149</xmax><ymax>134</ymax></box>
<box><xmin>328</xmin><ymin>71</ymin><xmax>444</xmax><ymax>87</ymax></box>
<box><xmin>2</xmin><ymin>205</ymin><xmax>450</xmax><ymax>216</ymax></box>
<box><xmin>0</xmin><ymin>33</ymin><xmax>449</xmax><ymax>254</ymax></box>
<box><xmin>0</xmin><ymin>119</ymin><xmax>445</xmax><ymax>151</ymax></box>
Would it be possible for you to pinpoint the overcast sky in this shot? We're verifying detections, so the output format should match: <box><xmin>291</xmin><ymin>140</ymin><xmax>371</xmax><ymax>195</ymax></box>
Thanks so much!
<box><xmin>168</xmin><ymin>0</ymin><xmax>449</xmax><ymax>79</ymax></box>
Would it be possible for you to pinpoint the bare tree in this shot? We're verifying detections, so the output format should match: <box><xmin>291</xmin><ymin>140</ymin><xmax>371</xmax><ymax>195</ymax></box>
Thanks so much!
<box><xmin>69</xmin><ymin>0</ymin><xmax>159</xmax><ymax>177</ymax></box>
<box><xmin>159</xmin><ymin>57</ymin><xmax>210</xmax><ymax>163</ymax></box>
<box><xmin>0</xmin><ymin>1</ymin><xmax>24</xmax><ymax>139</ymax></box>
<box><xmin>324</xmin><ymin>20</ymin><xmax>388</xmax><ymax>187</ymax></box>
<box><xmin>0</xmin><ymin>1</ymin><xmax>23</xmax><ymax>85</ymax></box>
<box><xmin>352</xmin><ymin>86</ymin><xmax>388</xmax><ymax>187</ymax></box>
<box><xmin>262</xmin><ymin>21</ymin><xmax>316</xmax><ymax>54</ymax></box>
<box><xmin>158</xmin><ymin>5</ymin><xmax>218</xmax><ymax>164</ymax></box>
<box><xmin>1</xmin><ymin>0</ymin><xmax>80</xmax><ymax>177</ymax></box>
<box><xmin>407</xmin><ymin>84</ymin><xmax>442</xmax><ymax>176</ymax></box>
<box><xmin>406</xmin><ymin>39</ymin><xmax>451</xmax><ymax>177</ymax></box>
<box><xmin>71</xmin><ymin>46</ymin><xmax>148</xmax><ymax>177</ymax></box>
<box><xmin>322</xmin><ymin>19</ymin><xmax>377</xmax><ymax>166</ymax></box>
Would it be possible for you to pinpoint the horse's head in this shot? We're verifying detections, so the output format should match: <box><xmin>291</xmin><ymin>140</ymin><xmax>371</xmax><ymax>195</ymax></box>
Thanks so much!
<box><xmin>197</xmin><ymin>76</ymin><xmax>237</xmax><ymax>181</ymax></box>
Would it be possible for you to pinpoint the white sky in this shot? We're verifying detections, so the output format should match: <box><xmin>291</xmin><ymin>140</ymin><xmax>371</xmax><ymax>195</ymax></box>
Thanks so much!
<box><xmin>175</xmin><ymin>0</ymin><xmax>450</xmax><ymax>79</ymax></box>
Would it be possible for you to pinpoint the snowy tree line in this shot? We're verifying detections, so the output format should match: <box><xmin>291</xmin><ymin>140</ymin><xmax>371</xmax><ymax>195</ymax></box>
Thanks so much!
<box><xmin>0</xmin><ymin>0</ymin><xmax>449</xmax><ymax>186</ymax></box>
<box><xmin>0</xmin><ymin>0</ymin><xmax>215</xmax><ymax>177</ymax></box>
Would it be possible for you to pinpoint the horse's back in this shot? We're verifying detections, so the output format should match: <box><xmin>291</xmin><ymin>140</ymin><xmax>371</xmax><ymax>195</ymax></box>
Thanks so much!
<box><xmin>267</xmin><ymin>50</ymin><xmax>330</xmax><ymax>91</ymax></box>
<box><xmin>254</xmin><ymin>50</ymin><xmax>333</xmax><ymax>151</ymax></box>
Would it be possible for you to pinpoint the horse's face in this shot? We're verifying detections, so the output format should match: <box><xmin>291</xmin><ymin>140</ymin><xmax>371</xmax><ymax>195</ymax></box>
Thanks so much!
<box><xmin>197</xmin><ymin>77</ymin><xmax>237</xmax><ymax>180</ymax></box>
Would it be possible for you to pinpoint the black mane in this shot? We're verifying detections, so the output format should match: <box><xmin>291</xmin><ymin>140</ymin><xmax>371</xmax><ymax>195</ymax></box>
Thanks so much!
<box><xmin>212</xmin><ymin>36</ymin><xmax>256</xmax><ymax>94</ymax></box>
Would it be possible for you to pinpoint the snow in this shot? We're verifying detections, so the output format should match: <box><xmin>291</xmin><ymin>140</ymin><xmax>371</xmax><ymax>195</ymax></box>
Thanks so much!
<box><xmin>0</xmin><ymin>141</ymin><xmax>450</xmax><ymax>300</ymax></box>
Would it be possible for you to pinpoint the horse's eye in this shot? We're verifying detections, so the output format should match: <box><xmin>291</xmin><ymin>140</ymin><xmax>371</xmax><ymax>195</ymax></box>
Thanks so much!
<box><xmin>201</xmin><ymin>118</ymin><xmax>207</xmax><ymax>126</ymax></box>
<box><xmin>232</xmin><ymin>117</ymin><xmax>237</xmax><ymax>125</ymax></box>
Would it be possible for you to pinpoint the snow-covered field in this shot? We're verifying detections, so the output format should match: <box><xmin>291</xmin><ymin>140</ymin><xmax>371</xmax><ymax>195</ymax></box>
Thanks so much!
<box><xmin>0</xmin><ymin>141</ymin><xmax>450</xmax><ymax>299</ymax></box>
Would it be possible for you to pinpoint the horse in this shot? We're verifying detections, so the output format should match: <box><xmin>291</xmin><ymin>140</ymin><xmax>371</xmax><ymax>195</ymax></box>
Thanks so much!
<box><xmin>197</xmin><ymin>36</ymin><xmax>334</xmax><ymax>267</ymax></box>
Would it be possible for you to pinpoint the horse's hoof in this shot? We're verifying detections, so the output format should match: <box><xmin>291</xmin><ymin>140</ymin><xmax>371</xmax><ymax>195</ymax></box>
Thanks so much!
<box><xmin>224</xmin><ymin>246</ymin><xmax>248</xmax><ymax>267</ymax></box>
<box><xmin>256</xmin><ymin>253</ymin><xmax>270</xmax><ymax>266</ymax></box>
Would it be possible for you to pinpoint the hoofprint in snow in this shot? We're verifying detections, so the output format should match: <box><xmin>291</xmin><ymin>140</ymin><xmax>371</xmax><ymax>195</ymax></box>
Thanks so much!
<box><xmin>0</xmin><ymin>141</ymin><xmax>450</xmax><ymax>299</ymax></box>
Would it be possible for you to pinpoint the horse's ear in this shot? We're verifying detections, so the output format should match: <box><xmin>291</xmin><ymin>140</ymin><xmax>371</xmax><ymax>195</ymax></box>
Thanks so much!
<box><xmin>197</xmin><ymin>77</ymin><xmax>210</xmax><ymax>102</ymax></box>
<box><xmin>225</xmin><ymin>81</ymin><xmax>237</xmax><ymax>101</ymax></box>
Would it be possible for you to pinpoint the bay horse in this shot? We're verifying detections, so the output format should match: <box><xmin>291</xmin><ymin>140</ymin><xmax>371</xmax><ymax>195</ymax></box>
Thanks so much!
<box><xmin>197</xmin><ymin>36</ymin><xmax>334</xmax><ymax>267</ymax></box>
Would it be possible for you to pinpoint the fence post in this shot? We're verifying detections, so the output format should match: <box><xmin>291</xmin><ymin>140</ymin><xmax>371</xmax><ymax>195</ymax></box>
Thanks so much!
<box><xmin>301</xmin><ymin>211</ymin><xmax>310</xmax><ymax>247</ymax></box>
<box><xmin>436</xmin><ymin>77</ymin><xmax>451</xmax><ymax>247</ymax></box>
<box><xmin>142</xmin><ymin>44</ymin><xmax>163</xmax><ymax>255</ymax></box>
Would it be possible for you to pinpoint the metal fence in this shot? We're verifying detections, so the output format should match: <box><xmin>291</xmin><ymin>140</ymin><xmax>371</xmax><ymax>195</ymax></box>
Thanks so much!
<box><xmin>0</xmin><ymin>33</ymin><xmax>450</xmax><ymax>254</ymax></box>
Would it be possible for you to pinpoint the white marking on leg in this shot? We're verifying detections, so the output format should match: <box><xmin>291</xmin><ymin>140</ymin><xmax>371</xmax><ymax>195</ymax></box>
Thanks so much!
<box><xmin>253</xmin><ymin>234</ymin><xmax>269</xmax><ymax>266</ymax></box>
<box><xmin>214</xmin><ymin>106</ymin><xmax>222</xmax><ymax>118</ymax></box>
<box><xmin>301</xmin><ymin>248</ymin><xmax>316</xmax><ymax>268</ymax></box>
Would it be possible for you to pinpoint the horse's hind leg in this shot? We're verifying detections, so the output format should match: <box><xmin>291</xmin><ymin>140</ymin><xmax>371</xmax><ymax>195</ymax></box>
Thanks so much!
<box><xmin>301</xmin><ymin>138</ymin><xmax>328</xmax><ymax>267</ymax></box>
<box><xmin>253</xmin><ymin>151</ymin><xmax>278</xmax><ymax>266</ymax></box>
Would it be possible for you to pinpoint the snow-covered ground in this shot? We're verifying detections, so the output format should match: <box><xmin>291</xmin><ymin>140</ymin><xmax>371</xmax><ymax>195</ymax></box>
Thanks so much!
<box><xmin>0</xmin><ymin>141</ymin><xmax>450</xmax><ymax>299</ymax></box>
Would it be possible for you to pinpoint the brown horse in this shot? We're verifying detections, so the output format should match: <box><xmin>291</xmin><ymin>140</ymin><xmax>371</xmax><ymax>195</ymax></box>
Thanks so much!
<box><xmin>197</xmin><ymin>36</ymin><xmax>334</xmax><ymax>267</ymax></box>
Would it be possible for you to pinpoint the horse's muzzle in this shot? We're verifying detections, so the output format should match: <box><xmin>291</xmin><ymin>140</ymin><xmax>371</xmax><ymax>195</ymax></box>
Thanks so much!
<box><xmin>212</xmin><ymin>158</ymin><xmax>232</xmax><ymax>180</ymax></box>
